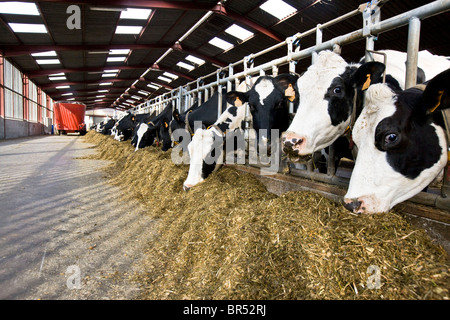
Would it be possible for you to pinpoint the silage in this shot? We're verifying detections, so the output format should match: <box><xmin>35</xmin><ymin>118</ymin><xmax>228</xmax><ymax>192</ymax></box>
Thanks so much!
<box><xmin>82</xmin><ymin>131</ymin><xmax>449</xmax><ymax>299</ymax></box>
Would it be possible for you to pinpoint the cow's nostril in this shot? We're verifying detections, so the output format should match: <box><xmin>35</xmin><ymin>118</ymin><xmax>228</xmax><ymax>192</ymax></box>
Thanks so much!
<box><xmin>343</xmin><ymin>200</ymin><xmax>362</xmax><ymax>213</ymax></box>
<box><xmin>183</xmin><ymin>185</ymin><xmax>191</xmax><ymax>192</ymax></box>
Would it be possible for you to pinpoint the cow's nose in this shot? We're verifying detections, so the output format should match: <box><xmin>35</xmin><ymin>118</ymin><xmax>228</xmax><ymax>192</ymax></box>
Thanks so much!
<box><xmin>281</xmin><ymin>132</ymin><xmax>306</xmax><ymax>154</ymax></box>
<box><xmin>343</xmin><ymin>198</ymin><xmax>365</xmax><ymax>214</ymax></box>
<box><xmin>183</xmin><ymin>184</ymin><xmax>192</xmax><ymax>192</ymax></box>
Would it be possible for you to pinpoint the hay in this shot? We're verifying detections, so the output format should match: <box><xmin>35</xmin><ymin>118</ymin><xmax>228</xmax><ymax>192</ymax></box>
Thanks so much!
<box><xmin>82</xmin><ymin>131</ymin><xmax>450</xmax><ymax>299</ymax></box>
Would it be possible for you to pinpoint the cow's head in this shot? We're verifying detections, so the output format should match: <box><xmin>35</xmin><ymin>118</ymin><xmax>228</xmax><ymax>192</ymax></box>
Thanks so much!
<box><xmin>183</xmin><ymin>127</ymin><xmax>224</xmax><ymax>191</ymax></box>
<box><xmin>159</xmin><ymin>117</ymin><xmax>172</xmax><ymax>151</ymax></box>
<box><xmin>281</xmin><ymin>50</ymin><xmax>387</xmax><ymax>162</ymax></box>
<box><xmin>226</xmin><ymin>74</ymin><xmax>297</xmax><ymax>153</ymax></box>
<box><xmin>344</xmin><ymin>69</ymin><xmax>450</xmax><ymax>214</ymax></box>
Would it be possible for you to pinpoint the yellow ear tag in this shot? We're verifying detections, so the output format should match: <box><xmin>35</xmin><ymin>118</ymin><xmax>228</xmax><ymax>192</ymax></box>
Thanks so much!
<box><xmin>362</xmin><ymin>74</ymin><xmax>371</xmax><ymax>91</ymax></box>
<box><xmin>164</xmin><ymin>122</ymin><xmax>168</xmax><ymax>128</ymax></box>
<box><xmin>235</xmin><ymin>97</ymin><xmax>243</xmax><ymax>107</ymax></box>
<box><xmin>430</xmin><ymin>90</ymin><xmax>444</xmax><ymax>113</ymax></box>
<box><xmin>285</xmin><ymin>84</ymin><xmax>296</xmax><ymax>101</ymax></box>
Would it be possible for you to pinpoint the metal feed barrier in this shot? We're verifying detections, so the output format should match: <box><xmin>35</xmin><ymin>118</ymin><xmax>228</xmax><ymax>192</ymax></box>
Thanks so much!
<box><xmin>128</xmin><ymin>0</ymin><xmax>450</xmax><ymax>217</ymax></box>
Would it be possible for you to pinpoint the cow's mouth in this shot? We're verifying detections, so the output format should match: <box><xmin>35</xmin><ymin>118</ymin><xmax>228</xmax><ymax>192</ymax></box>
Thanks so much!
<box><xmin>284</xmin><ymin>152</ymin><xmax>312</xmax><ymax>163</ymax></box>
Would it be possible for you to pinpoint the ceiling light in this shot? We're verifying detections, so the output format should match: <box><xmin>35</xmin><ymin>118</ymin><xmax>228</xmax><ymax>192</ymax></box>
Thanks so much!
<box><xmin>176</xmin><ymin>61</ymin><xmax>195</xmax><ymax>71</ymax></box>
<box><xmin>115</xmin><ymin>26</ymin><xmax>142</xmax><ymax>35</ymax></box>
<box><xmin>138</xmin><ymin>90</ymin><xmax>150</xmax><ymax>95</ymax></box>
<box><xmin>147</xmin><ymin>84</ymin><xmax>160</xmax><ymax>90</ymax></box>
<box><xmin>99</xmin><ymin>82</ymin><xmax>113</xmax><ymax>86</ymax></box>
<box><xmin>50</xmin><ymin>72</ymin><xmax>65</xmax><ymax>76</ymax></box>
<box><xmin>35</xmin><ymin>59</ymin><xmax>60</xmax><ymax>65</ymax></box>
<box><xmin>32</xmin><ymin>51</ymin><xmax>57</xmax><ymax>57</ymax></box>
<box><xmin>102</xmin><ymin>73</ymin><xmax>116</xmax><ymax>78</ymax></box>
<box><xmin>120</xmin><ymin>8</ymin><xmax>152</xmax><ymax>20</ymax></box>
<box><xmin>157</xmin><ymin>76</ymin><xmax>172</xmax><ymax>83</ymax></box>
<box><xmin>209</xmin><ymin>37</ymin><xmax>233</xmax><ymax>51</ymax></box>
<box><xmin>49</xmin><ymin>76</ymin><xmax>67</xmax><ymax>81</ymax></box>
<box><xmin>0</xmin><ymin>2</ymin><xmax>40</xmax><ymax>15</ymax></box>
<box><xmin>56</xmin><ymin>86</ymin><xmax>70</xmax><ymax>89</ymax></box>
<box><xmin>225</xmin><ymin>24</ymin><xmax>254</xmax><ymax>41</ymax></box>
<box><xmin>109</xmin><ymin>49</ymin><xmax>130</xmax><ymax>55</ymax></box>
<box><xmin>131</xmin><ymin>95</ymin><xmax>142</xmax><ymax>100</ymax></box>
<box><xmin>260</xmin><ymin>0</ymin><xmax>297</xmax><ymax>20</ymax></box>
<box><xmin>163</xmin><ymin>72</ymin><xmax>178</xmax><ymax>80</ymax></box>
<box><xmin>9</xmin><ymin>23</ymin><xmax>47</xmax><ymax>33</ymax></box>
<box><xmin>61</xmin><ymin>93</ymin><xmax>73</xmax><ymax>96</ymax></box>
<box><xmin>104</xmin><ymin>69</ymin><xmax>120</xmax><ymax>73</ymax></box>
<box><xmin>185</xmin><ymin>55</ymin><xmax>205</xmax><ymax>66</ymax></box>
<box><xmin>107</xmin><ymin>56</ymin><xmax>126</xmax><ymax>62</ymax></box>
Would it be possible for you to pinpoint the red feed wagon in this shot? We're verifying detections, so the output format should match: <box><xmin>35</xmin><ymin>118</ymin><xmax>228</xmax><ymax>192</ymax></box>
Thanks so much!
<box><xmin>53</xmin><ymin>101</ymin><xmax>87</xmax><ymax>135</ymax></box>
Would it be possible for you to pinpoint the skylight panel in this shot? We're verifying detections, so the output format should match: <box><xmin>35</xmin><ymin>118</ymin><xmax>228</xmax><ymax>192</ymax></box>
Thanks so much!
<box><xmin>96</xmin><ymin>95</ymin><xmax>106</xmax><ymax>98</ymax></box>
<box><xmin>104</xmin><ymin>69</ymin><xmax>119</xmax><ymax>73</ymax></box>
<box><xmin>138</xmin><ymin>90</ymin><xmax>150</xmax><ymax>96</ymax></box>
<box><xmin>225</xmin><ymin>24</ymin><xmax>254</xmax><ymax>41</ymax></box>
<box><xmin>260</xmin><ymin>0</ymin><xmax>297</xmax><ymax>20</ymax></box>
<box><xmin>163</xmin><ymin>72</ymin><xmax>178</xmax><ymax>80</ymax></box>
<box><xmin>176</xmin><ymin>61</ymin><xmax>195</xmax><ymax>71</ymax></box>
<box><xmin>209</xmin><ymin>37</ymin><xmax>233</xmax><ymax>51</ymax></box>
<box><xmin>99</xmin><ymin>82</ymin><xmax>113</xmax><ymax>86</ymax></box>
<box><xmin>107</xmin><ymin>56</ymin><xmax>126</xmax><ymax>62</ymax></box>
<box><xmin>32</xmin><ymin>51</ymin><xmax>57</xmax><ymax>57</ymax></box>
<box><xmin>0</xmin><ymin>2</ymin><xmax>40</xmax><ymax>15</ymax></box>
<box><xmin>102</xmin><ymin>73</ymin><xmax>117</xmax><ymax>78</ymax></box>
<box><xmin>50</xmin><ymin>72</ymin><xmax>65</xmax><ymax>76</ymax></box>
<box><xmin>61</xmin><ymin>93</ymin><xmax>73</xmax><ymax>96</ymax></box>
<box><xmin>9</xmin><ymin>23</ymin><xmax>47</xmax><ymax>33</ymax></box>
<box><xmin>120</xmin><ymin>8</ymin><xmax>152</xmax><ymax>20</ymax></box>
<box><xmin>131</xmin><ymin>95</ymin><xmax>142</xmax><ymax>100</ymax></box>
<box><xmin>56</xmin><ymin>85</ymin><xmax>70</xmax><ymax>89</ymax></box>
<box><xmin>185</xmin><ymin>55</ymin><xmax>205</xmax><ymax>66</ymax></box>
<box><xmin>126</xmin><ymin>99</ymin><xmax>136</xmax><ymax>103</ymax></box>
<box><xmin>158</xmin><ymin>76</ymin><xmax>172</xmax><ymax>83</ymax></box>
<box><xmin>115</xmin><ymin>26</ymin><xmax>142</xmax><ymax>35</ymax></box>
<box><xmin>35</xmin><ymin>59</ymin><xmax>60</xmax><ymax>65</ymax></box>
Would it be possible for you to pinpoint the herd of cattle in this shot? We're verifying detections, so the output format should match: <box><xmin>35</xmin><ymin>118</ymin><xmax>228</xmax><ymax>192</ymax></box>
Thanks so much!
<box><xmin>93</xmin><ymin>49</ymin><xmax>450</xmax><ymax>215</ymax></box>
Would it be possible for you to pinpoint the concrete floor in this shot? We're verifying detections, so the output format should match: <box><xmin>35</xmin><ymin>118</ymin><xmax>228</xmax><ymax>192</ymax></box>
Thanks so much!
<box><xmin>0</xmin><ymin>135</ymin><xmax>157</xmax><ymax>299</ymax></box>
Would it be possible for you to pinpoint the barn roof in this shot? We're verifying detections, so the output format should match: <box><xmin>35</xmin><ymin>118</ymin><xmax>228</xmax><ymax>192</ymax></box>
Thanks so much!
<box><xmin>1</xmin><ymin>0</ymin><xmax>449</xmax><ymax>110</ymax></box>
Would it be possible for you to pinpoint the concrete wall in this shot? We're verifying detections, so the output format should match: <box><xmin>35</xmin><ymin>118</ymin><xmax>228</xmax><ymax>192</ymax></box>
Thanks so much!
<box><xmin>1</xmin><ymin>117</ymin><xmax>46</xmax><ymax>140</ymax></box>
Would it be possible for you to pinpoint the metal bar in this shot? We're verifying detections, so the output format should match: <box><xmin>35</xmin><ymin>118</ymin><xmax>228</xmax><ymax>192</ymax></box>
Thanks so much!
<box><xmin>405</xmin><ymin>16</ymin><xmax>421</xmax><ymax>89</ymax></box>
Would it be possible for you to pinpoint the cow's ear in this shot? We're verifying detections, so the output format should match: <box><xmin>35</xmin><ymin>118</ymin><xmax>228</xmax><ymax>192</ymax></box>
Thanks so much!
<box><xmin>173</xmin><ymin>109</ymin><xmax>180</xmax><ymax>121</ymax></box>
<box><xmin>225</xmin><ymin>91</ymin><xmax>248</xmax><ymax>107</ymax></box>
<box><xmin>352</xmin><ymin>62</ymin><xmax>386</xmax><ymax>90</ymax></box>
<box><xmin>422</xmin><ymin>68</ymin><xmax>450</xmax><ymax>113</ymax></box>
<box><xmin>274</xmin><ymin>73</ymin><xmax>299</xmax><ymax>101</ymax></box>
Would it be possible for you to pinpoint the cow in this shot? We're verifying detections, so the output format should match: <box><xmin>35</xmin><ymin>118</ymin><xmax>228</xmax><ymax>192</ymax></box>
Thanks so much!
<box><xmin>343</xmin><ymin>68</ymin><xmax>450</xmax><ymax>214</ymax></box>
<box><xmin>170</xmin><ymin>91</ymin><xmax>226</xmax><ymax>146</ymax></box>
<box><xmin>226</xmin><ymin>74</ymin><xmax>298</xmax><ymax>154</ymax></box>
<box><xmin>113</xmin><ymin>111</ymin><xmax>155</xmax><ymax>141</ymax></box>
<box><xmin>96</xmin><ymin>117</ymin><xmax>116</xmax><ymax>135</ymax></box>
<box><xmin>281</xmin><ymin>49</ymin><xmax>450</xmax><ymax>162</ymax></box>
<box><xmin>182</xmin><ymin>101</ymin><xmax>247</xmax><ymax>191</ymax></box>
<box><xmin>132</xmin><ymin>102</ymin><xmax>173</xmax><ymax>151</ymax></box>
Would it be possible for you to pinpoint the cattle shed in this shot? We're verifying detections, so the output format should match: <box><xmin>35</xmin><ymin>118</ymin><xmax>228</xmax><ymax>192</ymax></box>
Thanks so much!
<box><xmin>0</xmin><ymin>0</ymin><xmax>450</xmax><ymax>302</ymax></box>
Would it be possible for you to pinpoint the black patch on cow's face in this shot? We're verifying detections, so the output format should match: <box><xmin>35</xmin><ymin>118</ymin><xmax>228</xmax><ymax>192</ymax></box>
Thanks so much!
<box><xmin>324</xmin><ymin>66</ymin><xmax>357</xmax><ymax>126</ymax></box>
<box><xmin>228</xmin><ymin>106</ymin><xmax>237</xmax><ymax>117</ymax></box>
<box><xmin>374</xmin><ymin>89</ymin><xmax>442</xmax><ymax>179</ymax></box>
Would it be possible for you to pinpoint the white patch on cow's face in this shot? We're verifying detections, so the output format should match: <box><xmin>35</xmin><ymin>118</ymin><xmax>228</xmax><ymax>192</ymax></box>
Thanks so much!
<box><xmin>344</xmin><ymin>84</ymin><xmax>448</xmax><ymax>213</ymax></box>
<box><xmin>135</xmin><ymin>123</ymin><xmax>148</xmax><ymax>152</ymax></box>
<box><xmin>254</xmin><ymin>78</ymin><xmax>274</xmax><ymax>105</ymax></box>
<box><xmin>183</xmin><ymin>128</ymin><xmax>223</xmax><ymax>190</ymax></box>
<box><xmin>286</xmin><ymin>51</ymin><xmax>350</xmax><ymax>154</ymax></box>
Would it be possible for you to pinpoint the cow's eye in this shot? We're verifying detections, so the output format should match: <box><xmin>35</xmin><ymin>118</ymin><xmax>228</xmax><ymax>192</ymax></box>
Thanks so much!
<box><xmin>333</xmin><ymin>87</ymin><xmax>342</xmax><ymax>94</ymax></box>
<box><xmin>384</xmin><ymin>133</ymin><xmax>398</xmax><ymax>144</ymax></box>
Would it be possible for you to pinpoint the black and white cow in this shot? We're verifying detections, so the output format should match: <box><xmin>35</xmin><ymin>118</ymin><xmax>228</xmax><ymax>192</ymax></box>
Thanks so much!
<box><xmin>170</xmin><ymin>91</ymin><xmax>226</xmax><ymax>146</ymax></box>
<box><xmin>281</xmin><ymin>49</ymin><xmax>450</xmax><ymax>162</ymax></box>
<box><xmin>225</xmin><ymin>74</ymin><xmax>298</xmax><ymax>154</ymax></box>
<box><xmin>182</xmin><ymin>101</ymin><xmax>247</xmax><ymax>191</ymax></box>
<box><xmin>132</xmin><ymin>102</ymin><xmax>173</xmax><ymax>151</ymax></box>
<box><xmin>96</xmin><ymin>117</ymin><xmax>116</xmax><ymax>135</ymax></box>
<box><xmin>343</xmin><ymin>68</ymin><xmax>450</xmax><ymax>214</ymax></box>
<box><xmin>113</xmin><ymin>111</ymin><xmax>155</xmax><ymax>141</ymax></box>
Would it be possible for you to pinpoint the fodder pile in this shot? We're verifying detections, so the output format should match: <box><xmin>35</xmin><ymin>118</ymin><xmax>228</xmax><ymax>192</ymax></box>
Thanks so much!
<box><xmin>82</xmin><ymin>131</ymin><xmax>449</xmax><ymax>299</ymax></box>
